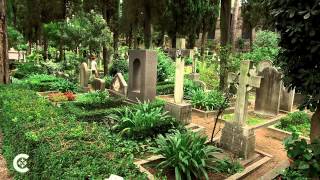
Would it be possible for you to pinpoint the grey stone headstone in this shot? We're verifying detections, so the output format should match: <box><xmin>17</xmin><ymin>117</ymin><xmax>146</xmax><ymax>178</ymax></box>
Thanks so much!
<box><xmin>280</xmin><ymin>86</ymin><xmax>295</xmax><ymax>112</ymax></box>
<box><xmin>80</xmin><ymin>62</ymin><xmax>89</xmax><ymax>88</ymax></box>
<box><xmin>110</xmin><ymin>73</ymin><xmax>128</xmax><ymax>97</ymax></box>
<box><xmin>92</xmin><ymin>78</ymin><xmax>106</xmax><ymax>91</ymax></box>
<box><xmin>128</xmin><ymin>50</ymin><xmax>157</xmax><ymax>102</ymax></box>
<box><xmin>257</xmin><ymin>60</ymin><xmax>272</xmax><ymax>73</ymax></box>
<box><xmin>255</xmin><ymin>67</ymin><xmax>282</xmax><ymax>116</ymax></box>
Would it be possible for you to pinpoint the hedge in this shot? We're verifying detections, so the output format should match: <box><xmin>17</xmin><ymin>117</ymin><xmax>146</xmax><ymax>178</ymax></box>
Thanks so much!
<box><xmin>0</xmin><ymin>85</ymin><xmax>146</xmax><ymax>179</ymax></box>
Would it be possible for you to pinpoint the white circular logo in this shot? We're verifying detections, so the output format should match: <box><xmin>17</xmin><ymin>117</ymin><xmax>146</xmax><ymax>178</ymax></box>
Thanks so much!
<box><xmin>13</xmin><ymin>154</ymin><xmax>29</xmax><ymax>173</ymax></box>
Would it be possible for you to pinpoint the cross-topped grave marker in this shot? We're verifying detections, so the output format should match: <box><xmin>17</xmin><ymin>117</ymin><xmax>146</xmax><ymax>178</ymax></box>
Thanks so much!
<box><xmin>174</xmin><ymin>38</ymin><xmax>186</xmax><ymax>104</ymax></box>
<box><xmin>228</xmin><ymin>61</ymin><xmax>262</xmax><ymax>125</ymax></box>
<box><xmin>221</xmin><ymin>60</ymin><xmax>262</xmax><ymax>159</ymax></box>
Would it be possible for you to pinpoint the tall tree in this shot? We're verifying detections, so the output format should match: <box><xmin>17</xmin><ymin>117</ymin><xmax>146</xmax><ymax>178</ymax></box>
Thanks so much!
<box><xmin>230</xmin><ymin>0</ymin><xmax>240</xmax><ymax>51</ymax></box>
<box><xmin>0</xmin><ymin>0</ymin><xmax>9</xmax><ymax>84</ymax></box>
<box><xmin>219</xmin><ymin>0</ymin><xmax>231</xmax><ymax>91</ymax></box>
<box><xmin>270</xmin><ymin>0</ymin><xmax>320</xmax><ymax>142</ymax></box>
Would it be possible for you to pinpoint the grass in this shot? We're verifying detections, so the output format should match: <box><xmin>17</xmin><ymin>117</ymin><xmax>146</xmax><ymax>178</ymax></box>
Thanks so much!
<box><xmin>223</xmin><ymin>113</ymin><xmax>265</xmax><ymax>126</ymax></box>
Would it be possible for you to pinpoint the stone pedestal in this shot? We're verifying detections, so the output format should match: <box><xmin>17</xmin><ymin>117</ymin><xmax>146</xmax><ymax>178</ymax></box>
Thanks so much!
<box><xmin>220</xmin><ymin>121</ymin><xmax>256</xmax><ymax>159</ymax></box>
<box><xmin>165</xmin><ymin>102</ymin><xmax>192</xmax><ymax>125</ymax></box>
<box><xmin>128</xmin><ymin>50</ymin><xmax>157</xmax><ymax>102</ymax></box>
<box><xmin>188</xmin><ymin>73</ymin><xmax>200</xmax><ymax>81</ymax></box>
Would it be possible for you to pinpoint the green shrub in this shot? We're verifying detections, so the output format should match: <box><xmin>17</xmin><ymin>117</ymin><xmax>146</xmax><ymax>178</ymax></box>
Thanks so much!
<box><xmin>103</xmin><ymin>75</ymin><xmax>114</xmax><ymax>88</ymax></box>
<box><xmin>184</xmin><ymin>79</ymin><xmax>203</xmax><ymax>100</ymax></box>
<box><xmin>213</xmin><ymin>158</ymin><xmax>243</xmax><ymax>175</ymax></box>
<box><xmin>283</xmin><ymin>132</ymin><xmax>320</xmax><ymax>178</ymax></box>
<box><xmin>63</xmin><ymin>98</ymin><xmax>166</xmax><ymax>123</ymax></box>
<box><xmin>0</xmin><ymin>85</ymin><xmax>145</xmax><ymax>179</ymax></box>
<box><xmin>191</xmin><ymin>89</ymin><xmax>229</xmax><ymax>111</ymax></box>
<box><xmin>276</xmin><ymin>111</ymin><xmax>310</xmax><ymax>137</ymax></box>
<box><xmin>109</xmin><ymin>102</ymin><xmax>180</xmax><ymax>140</ymax></box>
<box><xmin>110</xmin><ymin>59</ymin><xmax>128</xmax><ymax>76</ymax></box>
<box><xmin>151</xmin><ymin>131</ymin><xmax>222</xmax><ymax>180</ymax></box>
<box><xmin>21</xmin><ymin>74</ymin><xmax>78</xmax><ymax>92</ymax></box>
<box><xmin>240</xmin><ymin>30</ymin><xmax>280</xmax><ymax>64</ymax></box>
<box><xmin>156</xmin><ymin>48</ymin><xmax>175</xmax><ymax>82</ymax></box>
<box><xmin>76</xmin><ymin>91</ymin><xmax>109</xmax><ymax>104</ymax></box>
<box><xmin>13</xmin><ymin>62</ymin><xmax>47</xmax><ymax>79</ymax></box>
<box><xmin>157</xmin><ymin>82</ymin><xmax>175</xmax><ymax>95</ymax></box>
<box><xmin>198</xmin><ymin>61</ymin><xmax>219</xmax><ymax>89</ymax></box>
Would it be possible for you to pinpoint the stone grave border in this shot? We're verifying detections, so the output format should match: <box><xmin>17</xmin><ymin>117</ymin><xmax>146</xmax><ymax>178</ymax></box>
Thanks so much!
<box><xmin>192</xmin><ymin>107</ymin><xmax>235</xmax><ymax>119</ymax></box>
<box><xmin>135</xmin><ymin>147</ymin><xmax>273</xmax><ymax>180</ymax></box>
<box><xmin>267</xmin><ymin>125</ymin><xmax>310</xmax><ymax>143</ymax></box>
<box><xmin>218</xmin><ymin>110</ymin><xmax>290</xmax><ymax>131</ymax></box>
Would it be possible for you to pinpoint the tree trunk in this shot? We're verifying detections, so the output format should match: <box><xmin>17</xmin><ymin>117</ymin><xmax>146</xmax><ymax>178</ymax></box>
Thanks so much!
<box><xmin>143</xmin><ymin>3</ymin><xmax>152</xmax><ymax>49</ymax></box>
<box><xmin>219</xmin><ymin>0</ymin><xmax>231</xmax><ymax>91</ymax></box>
<box><xmin>230</xmin><ymin>0</ymin><xmax>240</xmax><ymax>52</ymax></box>
<box><xmin>103</xmin><ymin>47</ymin><xmax>110</xmax><ymax>76</ymax></box>
<box><xmin>0</xmin><ymin>0</ymin><xmax>9</xmax><ymax>84</ymax></box>
<box><xmin>310</xmin><ymin>105</ymin><xmax>320</xmax><ymax>143</ymax></box>
<box><xmin>43</xmin><ymin>35</ymin><xmax>48</xmax><ymax>60</ymax></box>
<box><xmin>200</xmin><ymin>19</ymin><xmax>208</xmax><ymax>56</ymax></box>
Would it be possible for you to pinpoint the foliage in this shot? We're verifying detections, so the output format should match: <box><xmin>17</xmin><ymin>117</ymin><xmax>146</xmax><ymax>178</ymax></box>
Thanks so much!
<box><xmin>63</xmin><ymin>98</ymin><xmax>166</xmax><ymax>122</ymax></box>
<box><xmin>109</xmin><ymin>59</ymin><xmax>129</xmax><ymax>77</ymax></box>
<box><xmin>283</xmin><ymin>132</ymin><xmax>320</xmax><ymax>178</ymax></box>
<box><xmin>76</xmin><ymin>91</ymin><xmax>109</xmax><ymax>104</ymax></box>
<box><xmin>0</xmin><ymin>85</ymin><xmax>145</xmax><ymax>179</ymax></box>
<box><xmin>20</xmin><ymin>74</ymin><xmax>78</xmax><ymax>92</ymax></box>
<box><xmin>240</xmin><ymin>30</ymin><xmax>280</xmax><ymax>64</ymax></box>
<box><xmin>184</xmin><ymin>79</ymin><xmax>203</xmax><ymax>100</ymax></box>
<box><xmin>151</xmin><ymin>131</ymin><xmax>222</xmax><ymax>180</ymax></box>
<box><xmin>269</xmin><ymin>0</ymin><xmax>320</xmax><ymax>112</ymax></box>
<box><xmin>48</xmin><ymin>92</ymin><xmax>68</xmax><ymax>102</ymax></box>
<box><xmin>13</xmin><ymin>62</ymin><xmax>47</xmax><ymax>79</ymax></box>
<box><xmin>103</xmin><ymin>75</ymin><xmax>114</xmax><ymax>89</ymax></box>
<box><xmin>7</xmin><ymin>26</ymin><xmax>26</xmax><ymax>50</ymax></box>
<box><xmin>198</xmin><ymin>60</ymin><xmax>219</xmax><ymax>89</ymax></box>
<box><xmin>110</xmin><ymin>102</ymin><xmax>180</xmax><ymax>140</ymax></box>
<box><xmin>157</xmin><ymin>82</ymin><xmax>175</xmax><ymax>95</ymax></box>
<box><xmin>213</xmin><ymin>158</ymin><xmax>244</xmax><ymax>175</ymax></box>
<box><xmin>191</xmin><ymin>89</ymin><xmax>229</xmax><ymax>111</ymax></box>
<box><xmin>156</xmin><ymin>48</ymin><xmax>174</xmax><ymax>82</ymax></box>
<box><xmin>276</xmin><ymin>111</ymin><xmax>310</xmax><ymax>137</ymax></box>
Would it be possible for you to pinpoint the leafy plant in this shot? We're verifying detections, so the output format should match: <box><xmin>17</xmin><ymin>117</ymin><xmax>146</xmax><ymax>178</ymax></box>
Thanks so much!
<box><xmin>76</xmin><ymin>91</ymin><xmax>109</xmax><ymax>104</ymax></box>
<box><xmin>151</xmin><ymin>131</ymin><xmax>222</xmax><ymax>180</ymax></box>
<box><xmin>213</xmin><ymin>158</ymin><xmax>244</xmax><ymax>175</ymax></box>
<box><xmin>49</xmin><ymin>78</ymin><xmax>78</xmax><ymax>92</ymax></box>
<box><xmin>48</xmin><ymin>93</ymin><xmax>68</xmax><ymax>102</ymax></box>
<box><xmin>191</xmin><ymin>89</ymin><xmax>229</xmax><ymax>111</ymax></box>
<box><xmin>156</xmin><ymin>48</ymin><xmax>175</xmax><ymax>82</ymax></box>
<box><xmin>0</xmin><ymin>85</ymin><xmax>145</xmax><ymax>179</ymax></box>
<box><xmin>110</xmin><ymin>59</ymin><xmax>128</xmax><ymax>76</ymax></box>
<box><xmin>184</xmin><ymin>79</ymin><xmax>203</xmax><ymax>100</ymax></box>
<box><xmin>13</xmin><ymin>62</ymin><xmax>47</xmax><ymax>79</ymax></box>
<box><xmin>276</xmin><ymin>111</ymin><xmax>310</xmax><ymax>137</ymax></box>
<box><xmin>110</xmin><ymin>102</ymin><xmax>179</xmax><ymax>140</ymax></box>
<box><xmin>283</xmin><ymin>131</ymin><xmax>320</xmax><ymax>178</ymax></box>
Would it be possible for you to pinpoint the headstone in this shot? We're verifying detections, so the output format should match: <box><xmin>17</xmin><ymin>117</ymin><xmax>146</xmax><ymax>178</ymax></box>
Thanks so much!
<box><xmin>254</xmin><ymin>66</ymin><xmax>282</xmax><ymax>116</ymax></box>
<box><xmin>128</xmin><ymin>50</ymin><xmax>157</xmax><ymax>102</ymax></box>
<box><xmin>188</xmin><ymin>47</ymin><xmax>200</xmax><ymax>81</ymax></box>
<box><xmin>220</xmin><ymin>61</ymin><xmax>262</xmax><ymax>159</ymax></box>
<box><xmin>174</xmin><ymin>39</ymin><xmax>186</xmax><ymax>104</ymax></box>
<box><xmin>257</xmin><ymin>60</ymin><xmax>272</xmax><ymax>73</ymax></box>
<box><xmin>280</xmin><ymin>86</ymin><xmax>295</xmax><ymax>112</ymax></box>
<box><xmin>80</xmin><ymin>62</ymin><xmax>90</xmax><ymax>91</ymax></box>
<box><xmin>165</xmin><ymin>38</ymin><xmax>192</xmax><ymax>124</ymax></box>
<box><xmin>110</xmin><ymin>73</ymin><xmax>128</xmax><ymax>97</ymax></box>
<box><xmin>92</xmin><ymin>78</ymin><xmax>106</xmax><ymax>91</ymax></box>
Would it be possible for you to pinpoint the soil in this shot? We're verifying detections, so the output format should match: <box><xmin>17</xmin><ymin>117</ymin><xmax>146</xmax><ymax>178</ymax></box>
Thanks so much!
<box><xmin>0</xmin><ymin>133</ymin><xmax>12</xmax><ymax>180</ymax></box>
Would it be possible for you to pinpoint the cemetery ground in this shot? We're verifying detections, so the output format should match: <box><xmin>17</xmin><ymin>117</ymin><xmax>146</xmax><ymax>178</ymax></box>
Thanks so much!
<box><xmin>0</xmin><ymin>29</ymin><xmax>318</xmax><ymax>179</ymax></box>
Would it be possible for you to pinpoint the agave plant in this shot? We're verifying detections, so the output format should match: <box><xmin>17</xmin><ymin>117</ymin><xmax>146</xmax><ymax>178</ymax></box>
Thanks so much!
<box><xmin>191</xmin><ymin>89</ymin><xmax>229</xmax><ymax>111</ymax></box>
<box><xmin>109</xmin><ymin>102</ymin><xmax>178</xmax><ymax>139</ymax></box>
<box><xmin>151</xmin><ymin>131</ymin><xmax>222</xmax><ymax>180</ymax></box>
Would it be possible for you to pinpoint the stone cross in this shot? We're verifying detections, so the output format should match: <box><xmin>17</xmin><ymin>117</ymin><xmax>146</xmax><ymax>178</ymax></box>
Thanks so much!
<box><xmin>174</xmin><ymin>38</ymin><xmax>186</xmax><ymax>104</ymax></box>
<box><xmin>228</xmin><ymin>61</ymin><xmax>262</xmax><ymax>125</ymax></box>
